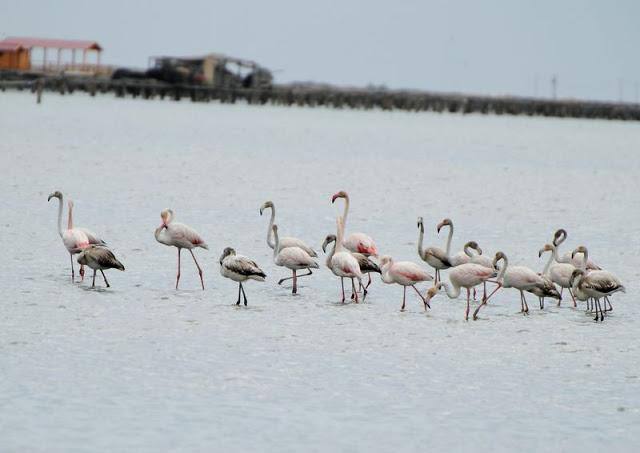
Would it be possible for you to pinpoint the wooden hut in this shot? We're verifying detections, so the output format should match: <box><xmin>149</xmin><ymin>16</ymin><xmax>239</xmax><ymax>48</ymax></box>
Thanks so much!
<box><xmin>0</xmin><ymin>37</ymin><xmax>103</xmax><ymax>74</ymax></box>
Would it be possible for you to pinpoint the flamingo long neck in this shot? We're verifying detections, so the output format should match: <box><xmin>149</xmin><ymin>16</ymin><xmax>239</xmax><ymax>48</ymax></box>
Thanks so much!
<box><xmin>341</xmin><ymin>195</ymin><xmax>350</xmax><ymax>230</ymax></box>
<box><xmin>439</xmin><ymin>281</ymin><xmax>460</xmax><ymax>299</ymax></box>
<box><xmin>444</xmin><ymin>225</ymin><xmax>453</xmax><ymax>256</ymax></box>
<box><xmin>496</xmin><ymin>256</ymin><xmax>509</xmax><ymax>282</ymax></box>
<box><xmin>325</xmin><ymin>240</ymin><xmax>336</xmax><ymax>268</ymax></box>
<box><xmin>578</xmin><ymin>249</ymin><xmax>588</xmax><ymax>271</ymax></box>
<box><xmin>54</xmin><ymin>195</ymin><xmax>64</xmax><ymax>237</ymax></box>
<box><xmin>336</xmin><ymin>218</ymin><xmax>346</xmax><ymax>252</ymax></box>
<box><xmin>272</xmin><ymin>228</ymin><xmax>280</xmax><ymax>260</ymax></box>
<box><xmin>154</xmin><ymin>226</ymin><xmax>171</xmax><ymax>246</ymax></box>
<box><xmin>542</xmin><ymin>250</ymin><xmax>553</xmax><ymax>277</ymax></box>
<box><xmin>380</xmin><ymin>261</ymin><xmax>394</xmax><ymax>284</ymax></box>
<box><xmin>464</xmin><ymin>243</ymin><xmax>475</xmax><ymax>258</ymax></box>
<box><xmin>555</xmin><ymin>235</ymin><xmax>571</xmax><ymax>264</ymax></box>
<box><xmin>265</xmin><ymin>207</ymin><xmax>276</xmax><ymax>250</ymax></box>
<box><xmin>417</xmin><ymin>223</ymin><xmax>425</xmax><ymax>258</ymax></box>
<box><xmin>67</xmin><ymin>202</ymin><xmax>74</xmax><ymax>230</ymax></box>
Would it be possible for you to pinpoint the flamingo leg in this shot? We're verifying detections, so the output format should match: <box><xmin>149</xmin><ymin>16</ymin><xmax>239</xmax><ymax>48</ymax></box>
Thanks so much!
<box><xmin>473</xmin><ymin>288</ymin><xmax>487</xmax><ymax>320</ymax></box>
<box><xmin>176</xmin><ymin>248</ymin><xmax>182</xmax><ymax>289</ymax></box>
<box><xmin>569</xmin><ymin>289</ymin><xmax>577</xmax><ymax>308</ymax></box>
<box><xmin>465</xmin><ymin>288</ymin><xmax>470</xmax><ymax>321</ymax></box>
<box><xmin>100</xmin><ymin>270</ymin><xmax>110</xmax><ymax>288</ymax></box>
<box><xmin>236</xmin><ymin>282</ymin><xmax>242</xmax><ymax>305</ymax></box>
<box><xmin>91</xmin><ymin>269</ymin><xmax>96</xmax><ymax>288</ymax></box>
<box><xmin>70</xmin><ymin>253</ymin><xmax>75</xmax><ymax>282</ymax></box>
<box><xmin>340</xmin><ymin>277</ymin><xmax>345</xmax><ymax>303</ymax></box>
<box><xmin>79</xmin><ymin>264</ymin><xmax>85</xmax><ymax>281</ymax></box>
<box><xmin>401</xmin><ymin>286</ymin><xmax>407</xmax><ymax>311</ymax></box>
<box><xmin>366</xmin><ymin>273</ymin><xmax>372</xmax><ymax>289</ymax></box>
<box><xmin>292</xmin><ymin>270</ymin><xmax>297</xmax><ymax>294</ymax></box>
<box><xmin>523</xmin><ymin>292</ymin><xmax>529</xmax><ymax>313</ymax></box>
<box><xmin>604</xmin><ymin>296</ymin><xmax>613</xmax><ymax>312</ymax></box>
<box><xmin>240</xmin><ymin>282</ymin><xmax>248</xmax><ymax>306</ymax></box>
<box><xmin>188</xmin><ymin>249</ymin><xmax>205</xmax><ymax>290</ymax></box>
<box><xmin>593</xmin><ymin>298</ymin><xmax>601</xmax><ymax>322</ymax></box>
<box><xmin>278</xmin><ymin>269</ymin><xmax>312</xmax><ymax>285</ymax></box>
<box><xmin>362</xmin><ymin>278</ymin><xmax>368</xmax><ymax>301</ymax></box>
<box><xmin>539</xmin><ymin>296</ymin><xmax>544</xmax><ymax>310</ymax></box>
<box><xmin>351</xmin><ymin>279</ymin><xmax>359</xmax><ymax>303</ymax></box>
<box><xmin>483</xmin><ymin>281</ymin><xmax>503</xmax><ymax>302</ymax></box>
<box><xmin>483</xmin><ymin>281</ymin><xmax>487</xmax><ymax>303</ymax></box>
<box><xmin>411</xmin><ymin>285</ymin><xmax>429</xmax><ymax>310</ymax></box>
<box><xmin>472</xmin><ymin>287</ymin><xmax>477</xmax><ymax>302</ymax></box>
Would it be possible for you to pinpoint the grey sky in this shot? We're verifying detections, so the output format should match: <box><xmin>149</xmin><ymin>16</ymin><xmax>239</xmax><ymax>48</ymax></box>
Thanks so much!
<box><xmin>2</xmin><ymin>0</ymin><xmax>639</xmax><ymax>101</ymax></box>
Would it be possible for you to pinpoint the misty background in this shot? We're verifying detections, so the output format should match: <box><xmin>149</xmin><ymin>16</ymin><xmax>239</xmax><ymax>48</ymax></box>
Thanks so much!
<box><xmin>1</xmin><ymin>0</ymin><xmax>639</xmax><ymax>102</ymax></box>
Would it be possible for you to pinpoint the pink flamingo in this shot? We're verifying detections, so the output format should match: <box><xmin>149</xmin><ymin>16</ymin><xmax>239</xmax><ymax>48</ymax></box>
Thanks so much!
<box><xmin>331</xmin><ymin>190</ymin><xmax>378</xmax><ymax>288</ymax></box>
<box><xmin>154</xmin><ymin>208</ymin><xmax>208</xmax><ymax>290</ymax></box>
<box><xmin>48</xmin><ymin>191</ymin><xmax>104</xmax><ymax>281</ymax></box>
<box><xmin>322</xmin><ymin>217</ymin><xmax>364</xmax><ymax>303</ymax></box>
<box><xmin>379</xmin><ymin>256</ymin><xmax>433</xmax><ymax>311</ymax></box>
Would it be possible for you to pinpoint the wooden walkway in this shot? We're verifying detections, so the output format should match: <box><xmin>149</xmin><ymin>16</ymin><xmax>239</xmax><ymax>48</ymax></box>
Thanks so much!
<box><xmin>2</xmin><ymin>75</ymin><xmax>640</xmax><ymax>121</ymax></box>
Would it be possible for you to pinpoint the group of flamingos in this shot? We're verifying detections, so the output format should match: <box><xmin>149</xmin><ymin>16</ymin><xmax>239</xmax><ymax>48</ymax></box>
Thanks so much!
<box><xmin>48</xmin><ymin>190</ymin><xmax>625</xmax><ymax>322</ymax></box>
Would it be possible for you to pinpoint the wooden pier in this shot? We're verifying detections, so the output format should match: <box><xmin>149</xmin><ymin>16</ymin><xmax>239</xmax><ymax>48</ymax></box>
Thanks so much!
<box><xmin>2</xmin><ymin>74</ymin><xmax>640</xmax><ymax>121</ymax></box>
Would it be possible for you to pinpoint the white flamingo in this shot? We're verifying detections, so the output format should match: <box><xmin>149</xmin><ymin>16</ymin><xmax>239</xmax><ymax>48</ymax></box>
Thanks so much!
<box><xmin>492</xmin><ymin>252</ymin><xmax>555</xmax><ymax>315</ymax></box>
<box><xmin>379</xmin><ymin>256</ymin><xmax>433</xmax><ymax>311</ymax></box>
<box><xmin>322</xmin><ymin>218</ymin><xmax>364</xmax><ymax>303</ymax></box>
<box><xmin>272</xmin><ymin>224</ymin><xmax>319</xmax><ymax>295</ymax></box>
<box><xmin>154</xmin><ymin>208</ymin><xmax>208</xmax><ymax>290</ymax></box>
<box><xmin>48</xmin><ymin>191</ymin><xmax>105</xmax><ymax>281</ymax></box>
<box><xmin>538</xmin><ymin>243</ymin><xmax>576</xmax><ymax>307</ymax></box>
<box><xmin>553</xmin><ymin>229</ymin><xmax>601</xmax><ymax>270</ymax></box>
<box><xmin>448</xmin><ymin>241</ymin><xmax>479</xmax><ymax>267</ymax></box>
<box><xmin>425</xmin><ymin>262</ymin><xmax>498</xmax><ymax>321</ymax></box>
<box><xmin>219</xmin><ymin>247</ymin><xmax>266</xmax><ymax>306</ymax></box>
<box><xmin>570</xmin><ymin>269</ymin><xmax>625</xmax><ymax>322</ymax></box>
<box><xmin>417</xmin><ymin>217</ymin><xmax>451</xmax><ymax>284</ymax></box>
<box><xmin>260</xmin><ymin>200</ymin><xmax>317</xmax><ymax>286</ymax></box>
<box><xmin>76</xmin><ymin>245</ymin><xmax>125</xmax><ymax>288</ymax></box>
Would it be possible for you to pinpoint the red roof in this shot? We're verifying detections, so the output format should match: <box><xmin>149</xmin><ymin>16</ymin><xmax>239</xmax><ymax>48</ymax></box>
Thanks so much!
<box><xmin>0</xmin><ymin>41</ymin><xmax>23</xmax><ymax>51</ymax></box>
<box><xmin>1</xmin><ymin>37</ymin><xmax>102</xmax><ymax>51</ymax></box>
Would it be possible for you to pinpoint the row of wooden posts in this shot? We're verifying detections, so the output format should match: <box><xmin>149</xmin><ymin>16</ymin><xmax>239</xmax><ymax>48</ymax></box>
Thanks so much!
<box><xmin>2</xmin><ymin>75</ymin><xmax>640</xmax><ymax>121</ymax></box>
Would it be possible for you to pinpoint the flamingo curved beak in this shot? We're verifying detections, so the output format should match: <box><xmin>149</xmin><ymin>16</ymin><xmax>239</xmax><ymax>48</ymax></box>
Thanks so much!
<box><xmin>331</xmin><ymin>193</ymin><xmax>340</xmax><ymax>203</ymax></box>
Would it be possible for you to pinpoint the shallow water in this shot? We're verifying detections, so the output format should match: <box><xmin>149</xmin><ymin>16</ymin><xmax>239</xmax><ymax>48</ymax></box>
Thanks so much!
<box><xmin>1</xmin><ymin>92</ymin><xmax>639</xmax><ymax>452</ymax></box>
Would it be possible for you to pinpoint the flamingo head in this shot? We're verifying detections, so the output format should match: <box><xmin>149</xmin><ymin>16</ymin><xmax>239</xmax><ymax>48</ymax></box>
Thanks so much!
<box><xmin>538</xmin><ymin>243</ymin><xmax>554</xmax><ymax>258</ymax></box>
<box><xmin>466</xmin><ymin>241</ymin><xmax>481</xmax><ymax>254</ymax></box>
<box><xmin>160</xmin><ymin>208</ymin><xmax>174</xmax><ymax>228</ymax></box>
<box><xmin>552</xmin><ymin>229</ymin><xmax>567</xmax><ymax>246</ymax></box>
<box><xmin>571</xmin><ymin>245</ymin><xmax>587</xmax><ymax>259</ymax></box>
<box><xmin>219</xmin><ymin>247</ymin><xmax>236</xmax><ymax>264</ymax></box>
<box><xmin>436</xmin><ymin>218</ymin><xmax>452</xmax><ymax>233</ymax></box>
<box><xmin>569</xmin><ymin>269</ymin><xmax>585</xmax><ymax>287</ymax></box>
<box><xmin>47</xmin><ymin>190</ymin><xmax>62</xmax><ymax>202</ymax></box>
<box><xmin>331</xmin><ymin>190</ymin><xmax>347</xmax><ymax>203</ymax></box>
<box><xmin>493</xmin><ymin>251</ymin><xmax>506</xmax><ymax>270</ymax></box>
<box><xmin>259</xmin><ymin>201</ymin><xmax>273</xmax><ymax>216</ymax></box>
<box><xmin>417</xmin><ymin>216</ymin><xmax>424</xmax><ymax>230</ymax></box>
<box><xmin>322</xmin><ymin>234</ymin><xmax>336</xmax><ymax>253</ymax></box>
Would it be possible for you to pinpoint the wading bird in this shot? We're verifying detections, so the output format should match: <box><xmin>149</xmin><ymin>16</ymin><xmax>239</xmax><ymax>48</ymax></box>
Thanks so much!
<box><xmin>272</xmin><ymin>224</ymin><xmax>319</xmax><ymax>295</ymax></box>
<box><xmin>260</xmin><ymin>200</ymin><xmax>316</xmax><ymax>286</ymax></box>
<box><xmin>322</xmin><ymin>218</ymin><xmax>364</xmax><ymax>303</ymax></box>
<box><xmin>154</xmin><ymin>208</ymin><xmax>208</xmax><ymax>290</ymax></box>
<box><xmin>539</xmin><ymin>243</ymin><xmax>576</xmax><ymax>307</ymax></box>
<box><xmin>552</xmin><ymin>229</ymin><xmax>601</xmax><ymax>270</ymax></box>
<box><xmin>570</xmin><ymin>269</ymin><xmax>625</xmax><ymax>322</ymax></box>
<box><xmin>379</xmin><ymin>256</ymin><xmax>433</xmax><ymax>311</ymax></box>
<box><xmin>219</xmin><ymin>247</ymin><xmax>266</xmax><ymax>306</ymax></box>
<box><xmin>417</xmin><ymin>217</ymin><xmax>451</xmax><ymax>284</ymax></box>
<box><xmin>76</xmin><ymin>245</ymin><xmax>125</xmax><ymax>288</ymax></box>
<box><xmin>48</xmin><ymin>191</ymin><xmax>105</xmax><ymax>281</ymax></box>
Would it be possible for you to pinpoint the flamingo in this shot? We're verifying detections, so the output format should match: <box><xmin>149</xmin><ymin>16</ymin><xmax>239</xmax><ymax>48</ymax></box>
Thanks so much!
<box><xmin>48</xmin><ymin>191</ymin><xmax>105</xmax><ymax>281</ymax></box>
<box><xmin>416</xmin><ymin>217</ymin><xmax>451</xmax><ymax>284</ymax></box>
<box><xmin>492</xmin><ymin>252</ymin><xmax>555</xmax><ymax>315</ymax></box>
<box><xmin>219</xmin><ymin>247</ymin><xmax>266</xmax><ymax>306</ymax></box>
<box><xmin>448</xmin><ymin>241</ymin><xmax>479</xmax><ymax>267</ymax></box>
<box><xmin>538</xmin><ymin>243</ymin><xmax>576</xmax><ymax>307</ymax></box>
<box><xmin>322</xmin><ymin>234</ymin><xmax>380</xmax><ymax>301</ymax></box>
<box><xmin>76</xmin><ymin>245</ymin><xmax>125</xmax><ymax>288</ymax></box>
<box><xmin>260</xmin><ymin>200</ymin><xmax>317</xmax><ymax>286</ymax></box>
<box><xmin>321</xmin><ymin>218</ymin><xmax>364</xmax><ymax>303</ymax></box>
<box><xmin>425</xmin><ymin>263</ymin><xmax>498</xmax><ymax>321</ymax></box>
<box><xmin>379</xmin><ymin>256</ymin><xmax>433</xmax><ymax>311</ymax></box>
<box><xmin>570</xmin><ymin>269</ymin><xmax>625</xmax><ymax>322</ymax></box>
<box><xmin>331</xmin><ymin>190</ymin><xmax>378</xmax><ymax>287</ymax></box>
<box><xmin>552</xmin><ymin>229</ymin><xmax>601</xmax><ymax>270</ymax></box>
<box><xmin>572</xmin><ymin>246</ymin><xmax>619</xmax><ymax>313</ymax></box>
<box><xmin>154</xmin><ymin>208</ymin><xmax>208</xmax><ymax>290</ymax></box>
<box><xmin>272</xmin><ymin>224</ymin><xmax>319</xmax><ymax>295</ymax></box>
